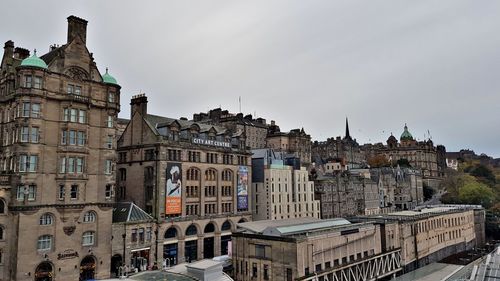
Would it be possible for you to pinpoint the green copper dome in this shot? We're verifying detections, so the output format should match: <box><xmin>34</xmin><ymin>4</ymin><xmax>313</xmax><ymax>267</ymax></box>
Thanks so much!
<box><xmin>102</xmin><ymin>68</ymin><xmax>118</xmax><ymax>85</ymax></box>
<box><xmin>20</xmin><ymin>50</ymin><xmax>48</xmax><ymax>69</ymax></box>
<box><xmin>400</xmin><ymin>124</ymin><xmax>414</xmax><ymax>141</ymax></box>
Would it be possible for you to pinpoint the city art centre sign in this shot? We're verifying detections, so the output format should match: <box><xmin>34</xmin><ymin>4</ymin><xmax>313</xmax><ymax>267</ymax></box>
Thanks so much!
<box><xmin>193</xmin><ymin>138</ymin><xmax>231</xmax><ymax>148</ymax></box>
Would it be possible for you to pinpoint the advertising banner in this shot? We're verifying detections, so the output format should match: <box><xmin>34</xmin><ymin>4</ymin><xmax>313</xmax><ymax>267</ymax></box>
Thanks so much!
<box><xmin>237</xmin><ymin>166</ymin><xmax>248</xmax><ymax>210</ymax></box>
<box><xmin>166</xmin><ymin>163</ymin><xmax>182</xmax><ymax>215</ymax></box>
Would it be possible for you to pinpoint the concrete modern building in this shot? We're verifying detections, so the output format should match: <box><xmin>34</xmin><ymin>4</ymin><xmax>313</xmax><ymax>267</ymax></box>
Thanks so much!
<box><xmin>0</xmin><ymin>16</ymin><xmax>120</xmax><ymax>281</ymax></box>
<box><xmin>251</xmin><ymin>149</ymin><xmax>320</xmax><ymax>221</ymax></box>
<box><xmin>193</xmin><ymin>108</ymin><xmax>269</xmax><ymax>149</ymax></box>
<box><xmin>232</xmin><ymin>218</ymin><xmax>401</xmax><ymax>281</ymax></box>
<box><xmin>116</xmin><ymin>94</ymin><xmax>252</xmax><ymax>268</ymax></box>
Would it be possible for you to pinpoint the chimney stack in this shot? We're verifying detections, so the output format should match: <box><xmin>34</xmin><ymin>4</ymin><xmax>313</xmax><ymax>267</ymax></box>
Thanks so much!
<box><xmin>3</xmin><ymin>41</ymin><xmax>14</xmax><ymax>58</ymax></box>
<box><xmin>67</xmin><ymin>15</ymin><xmax>88</xmax><ymax>44</ymax></box>
<box><xmin>130</xmin><ymin>94</ymin><xmax>148</xmax><ymax>119</ymax></box>
<box><xmin>14</xmin><ymin>47</ymin><xmax>30</xmax><ymax>60</ymax></box>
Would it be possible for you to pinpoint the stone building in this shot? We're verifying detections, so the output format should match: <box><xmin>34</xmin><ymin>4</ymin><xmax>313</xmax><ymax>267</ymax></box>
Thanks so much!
<box><xmin>116</xmin><ymin>94</ymin><xmax>252</xmax><ymax>267</ymax></box>
<box><xmin>362</xmin><ymin>124</ymin><xmax>446</xmax><ymax>188</ymax></box>
<box><xmin>0</xmin><ymin>16</ymin><xmax>120</xmax><ymax>281</ymax></box>
<box><xmin>370</xmin><ymin>167</ymin><xmax>424</xmax><ymax>211</ymax></box>
<box><xmin>266</xmin><ymin>122</ymin><xmax>311</xmax><ymax>167</ymax></box>
<box><xmin>193</xmin><ymin>108</ymin><xmax>268</xmax><ymax>149</ymax></box>
<box><xmin>111</xmin><ymin>202</ymin><xmax>156</xmax><ymax>277</ymax></box>
<box><xmin>352</xmin><ymin>205</ymin><xmax>484</xmax><ymax>272</ymax></box>
<box><xmin>312</xmin><ymin>118</ymin><xmax>365</xmax><ymax>168</ymax></box>
<box><xmin>313</xmin><ymin>169</ymin><xmax>380</xmax><ymax>219</ymax></box>
<box><xmin>232</xmin><ymin>218</ymin><xmax>394</xmax><ymax>281</ymax></box>
<box><xmin>251</xmin><ymin>149</ymin><xmax>320</xmax><ymax>221</ymax></box>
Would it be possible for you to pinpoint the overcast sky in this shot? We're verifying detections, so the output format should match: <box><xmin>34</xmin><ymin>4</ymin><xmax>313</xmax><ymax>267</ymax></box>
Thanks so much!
<box><xmin>2</xmin><ymin>1</ymin><xmax>499</xmax><ymax>157</ymax></box>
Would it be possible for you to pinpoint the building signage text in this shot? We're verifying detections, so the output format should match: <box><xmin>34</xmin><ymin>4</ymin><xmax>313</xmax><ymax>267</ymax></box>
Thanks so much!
<box><xmin>192</xmin><ymin>138</ymin><xmax>231</xmax><ymax>148</ymax></box>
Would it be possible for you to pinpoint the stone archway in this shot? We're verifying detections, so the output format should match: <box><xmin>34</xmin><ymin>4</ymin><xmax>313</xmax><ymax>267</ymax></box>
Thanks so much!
<box><xmin>35</xmin><ymin>261</ymin><xmax>53</xmax><ymax>281</ymax></box>
<box><xmin>80</xmin><ymin>255</ymin><xmax>96</xmax><ymax>281</ymax></box>
<box><xmin>110</xmin><ymin>254</ymin><xmax>122</xmax><ymax>277</ymax></box>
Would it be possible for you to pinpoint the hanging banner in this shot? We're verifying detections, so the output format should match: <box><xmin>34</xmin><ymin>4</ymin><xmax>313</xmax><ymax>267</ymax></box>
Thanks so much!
<box><xmin>166</xmin><ymin>163</ymin><xmax>182</xmax><ymax>215</ymax></box>
<box><xmin>237</xmin><ymin>166</ymin><xmax>248</xmax><ymax>209</ymax></box>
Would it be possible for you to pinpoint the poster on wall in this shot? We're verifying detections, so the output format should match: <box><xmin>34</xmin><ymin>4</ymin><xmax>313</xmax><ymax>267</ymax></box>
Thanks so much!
<box><xmin>166</xmin><ymin>163</ymin><xmax>182</xmax><ymax>215</ymax></box>
<box><xmin>237</xmin><ymin>166</ymin><xmax>248</xmax><ymax>210</ymax></box>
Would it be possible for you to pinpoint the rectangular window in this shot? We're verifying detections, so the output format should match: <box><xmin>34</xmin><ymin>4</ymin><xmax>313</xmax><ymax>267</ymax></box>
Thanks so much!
<box><xmin>22</xmin><ymin>102</ymin><xmax>30</xmax><ymax>117</ymax></box>
<box><xmin>131</xmin><ymin>229</ymin><xmax>137</xmax><ymax>242</ymax></box>
<box><xmin>27</xmin><ymin>184</ymin><xmax>36</xmax><ymax>200</ymax></box>
<box><xmin>264</xmin><ymin>264</ymin><xmax>269</xmax><ymax>280</ymax></box>
<box><xmin>252</xmin><ymin>263</ymin><xmax>257</xmax><ymax>278</ymax></box>
<box><xmin>31</xmin><ymin>127</ymin><xmax>39</xmax><ymax>143</ymax></box>
<box><xmin>145</xmin><ymin>149</ymin><xmax>155</xmax><ymax>161</ymax></box>
<box><xmin>108</xmin><ymin>92</ymin><xmax>115</xmax><ymax>103</ymax></box>
<box><xmin>76</xmin><ymin>158</ymin><xmax>83</xmax><ymax>173</ymax></box>
<box><xmin>34</xmin><ymin>76</ymin><xmax>42</xmax><ymax>89</ymax></box>
<box><xmin>69</xmin><ymin>130</ymin><xmax>76</xmax><ymax>145</ymax></box>
<box><xmin>58</xmin><ymin>185</ymin><xmax>65</xmax><ymax>200</ymax></box>
<box><xmin>63</xmin><ymin>108</ymin><xmax>69</xmax><ymax>121</ymax></box>
<box><xmin>75</xmin><ymin>85</ymin><xmax>82</xmax><ymax>96</ymax></box>
<box><xmin>60</xmin><ymin>157</ymin><xmax>66</xmax><ymax>173</ymax></box>
<box><xmin>67</xmin><ymin>84</ymin><xmax>74</xmax><ymax>94</ymax></box>
<box><xmin>255</xmin><ymin>245</ymin><xmax>266</xmax><ymax>258</ymax></box>
<box><xmin>77</xmin><ymin>131</ymin><xmax>85</xmax><ymax>146</ymax></box>
<box><xmin>105</xmin><ymin>160</ymin><xmax>113</xmax><ymax>175</ymax></box>
<box><xmin>25</xmin><ymin>75</ymin><xmax>32</xmax><ymax>88</ymax></box>
<box><xmin>68</xmin><ymin>157</ymin><xmax>75</xmax><ymax>173</ymax></box>
<box><xmin>105</xmin><ymin>185</ymin><xmax>112</xmax><ymax>199</ymax></box>
<box><xmin>70</xmin><ymin>185</ymin><xmax>78</xmax><ymax>199</ymax></box>
<box><xmin>106</xmin><ymin>115</ymin><xmax>113</xmax><ymax>128</ymax></box>
<box><xmin>138</xmin><ymin>228</ymin><xmax>145</xmax><ymax>243</ymax></box>
<box><xmin>70</xmin><ymin>109</ymin><xmax>77</xmax><ymax>122</ymax></box>
<box><xmin>28</xmin><ymin>155</ymin><xmax>37</xmax><ymax>172</ymax></box>
<box><xmin>31</xmin><ymin>103</ymin><xmax>40</xmax><ymax>118</ymax></box>
<box><xmin>118</xmin><ymin>152</ymin><xmax>127</xmax><ymax>163</ymax></box>
<box><xmin>19</xmin><ymin>155</ymin><xmax>27</xmax><ymax>172</ymax></box>
<box><xmin>146</xmin><ymin>227</ymin><xmax>152</xmax><ymax>242</ymax></box>
<box><xmin>16</xmin><ymin>185</ymin><xmax>25</xmax><ymax>201</ymax></box>
<box><xmin>78</xmin><ymin>110</ymin><xmax>86</xmax><ymax>123</ymax></box>
<box><xmin>106</xmin><ymin>135</ymin><xmax>113</xmax><ymax>149</ymax></box>
<box><xmin>21</xmin><ymin>126</ymin><xmax>29</xmax><ymax>142</ymax></box>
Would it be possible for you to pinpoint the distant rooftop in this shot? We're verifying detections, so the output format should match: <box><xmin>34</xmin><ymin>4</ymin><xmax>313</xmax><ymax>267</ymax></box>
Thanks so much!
<box><xmin>112</xmin><ymin>202</ymin><xmax>154</xmax><ymax>223</ymax></box>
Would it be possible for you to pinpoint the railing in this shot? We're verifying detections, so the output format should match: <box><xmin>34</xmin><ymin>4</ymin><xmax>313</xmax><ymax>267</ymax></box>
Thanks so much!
<box><xmin>299</xmin><ymin>249</ymin><xmax>402</xmax><ymax>281</ymax></box>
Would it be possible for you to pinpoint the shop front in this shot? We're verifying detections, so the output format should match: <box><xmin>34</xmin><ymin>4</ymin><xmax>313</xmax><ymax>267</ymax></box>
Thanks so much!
<box><xmin>131</xmin><ymin>248</ymin><xmax>150</xmax><ymax>272</ymax></box>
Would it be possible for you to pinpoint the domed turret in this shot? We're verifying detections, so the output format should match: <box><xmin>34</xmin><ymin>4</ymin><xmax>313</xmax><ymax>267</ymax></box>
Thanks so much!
<box><xmin>102</xmin><ymin>68</ymin><xmax>118</xmax><ymax>85</ymax></box>
<box><xmin>400</xmin><ymin>124</ymin><xmax>414</xmax><ymax>141</ymax></box>
<box><xmin>20</xmin><ymin>50</ymin><xmax>48</xmax><ymax>69</ymax></box>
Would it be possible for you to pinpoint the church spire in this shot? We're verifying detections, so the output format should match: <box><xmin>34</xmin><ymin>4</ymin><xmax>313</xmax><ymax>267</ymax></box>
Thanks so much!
<box><xmin>345</xmin><ymin>117</ymin><xmax>351</xmax><ymax>140</ymax></box>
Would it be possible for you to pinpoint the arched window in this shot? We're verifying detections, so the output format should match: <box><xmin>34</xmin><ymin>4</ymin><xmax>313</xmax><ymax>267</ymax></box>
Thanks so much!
<box><xmin>37</xmin><ymin>235</ymin><xmax>53</xmax><ymax>251</ymax></box>
<box><xmin>205</xmin><ymin>169</ymin><xmax>217</xmax><ymax>181</ymax></box>
<box><xmin>83</xmin><ymin>211</ymin><xmax>96</xmax><ymax>223</ymax></box>
<box><xmin>164</xmin><ymin>227</ymin><xmax>177</xmax><ymax>239</ymax></box>
<box><xmin>185</xmin><ymin>224</ymin><xmax>198</xmax><ymax>236</ymax></box>
<box><xmin>0</xmin><ymin>226</ymin><xmax>4</xmax><ymax>240</ymax></box>
<box><xmin>204</xmin><ymin>223</ymin><xmax>215</xmax><ymax>233</ymax></box>
<box><xmin>39</xmin><ymin>213</ymin><xmax>54</xmax><ymax>225</ymax></box>
<box><xmin>187</xmin><ymin>168</ymin><xmax>200</xmax><ymax>181</ymax></box>
<box><xmin>222</xmin><ymin>170</ymin><xmax>233</xmax><ymax>181</ymax></box>
<box><xmin>82</xmin><ymin>231</ymin><xmax>95</xmax><ymax>246</ymax></box>
<box><xmin>221</xmin><ymin>220</ymin><xmax>232</xmax><ymax>231</ymax></box>
<box><xmin>0</xmin><ymin>199</ymin><xmax>5</xmax><ymax>214</ymax></box>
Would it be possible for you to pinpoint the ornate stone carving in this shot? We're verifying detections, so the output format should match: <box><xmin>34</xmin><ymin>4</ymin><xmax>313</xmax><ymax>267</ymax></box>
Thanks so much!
<box><xmin>65</xmin><ymin>66</ymin><xmax>89</xmax><ymax>81</ymax></box>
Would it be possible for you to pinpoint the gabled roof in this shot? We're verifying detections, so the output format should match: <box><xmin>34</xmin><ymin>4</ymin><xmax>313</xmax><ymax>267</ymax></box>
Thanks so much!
<box><xmin>112</xmin><ymin>202</ymin><xmax>154</xmax><ymax>223</ymax></box>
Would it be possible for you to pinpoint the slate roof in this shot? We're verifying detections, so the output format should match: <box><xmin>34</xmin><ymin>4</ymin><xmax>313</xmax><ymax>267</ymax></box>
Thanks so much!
<box><xmin>112</xmin><ymin>202</ymin><xmax>154</xmax><ymax>223</ymax></box>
